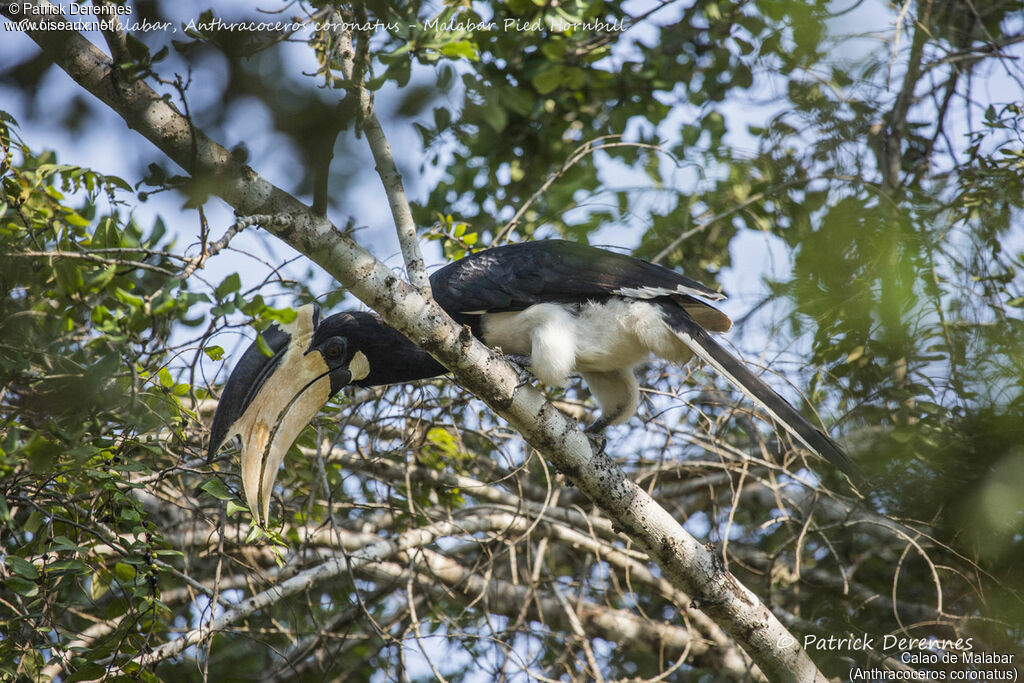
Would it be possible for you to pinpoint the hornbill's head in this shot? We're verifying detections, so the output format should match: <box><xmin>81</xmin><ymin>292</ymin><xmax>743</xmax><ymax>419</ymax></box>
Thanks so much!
<box><xmin>207</xmin><ymin>304</ymin><xmax>370</xmax><ymax>524</ymax></box>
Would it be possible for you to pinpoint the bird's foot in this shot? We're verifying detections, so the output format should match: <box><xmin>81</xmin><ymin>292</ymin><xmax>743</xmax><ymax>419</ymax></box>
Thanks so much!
<box><xmin>582</xmin><ymin>421</ymin><xmax>608</xmax><ymax>455</ymax></box>
<box><xmin>503</xmin><ymin>354</ymin><xmax>534</xmax><ymax>388</ymax></box>
<box><xmin>587</xmin><ymin>431</ymin><xmax>607</xmax><ymax>455</ymax></box>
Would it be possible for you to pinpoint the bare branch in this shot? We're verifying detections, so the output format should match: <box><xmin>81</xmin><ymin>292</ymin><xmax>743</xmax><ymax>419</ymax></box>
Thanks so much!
<box><xmin>11</xmin><ymin>250</ymin><xmax>178</xmax><ymax>276</ymax></box>
<box><xmin>179</xmin><ymin>213</ymin><xmax>288</xmax><ymax>280</ymax></box>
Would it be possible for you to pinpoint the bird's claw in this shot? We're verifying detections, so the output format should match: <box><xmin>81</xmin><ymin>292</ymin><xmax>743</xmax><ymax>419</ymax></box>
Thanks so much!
<box><xmin>503</xmin><ymin>354</ymin><xmax>534</xmax><ymax>388</ymax></box>
<box><xmin>582</xmin><ymin>416</ymin><xmax>610</xmax><ymax>454</ymax></box>
<box><xmin>583</xmin><ymin>427</ymin><xmax>607</xmax><ymax>455</ymax></box>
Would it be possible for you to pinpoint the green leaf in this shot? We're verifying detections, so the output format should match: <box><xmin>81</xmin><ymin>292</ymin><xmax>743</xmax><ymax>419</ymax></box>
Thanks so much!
<box><xmin>846</xmin><ymin>346</ymin><xmax>866</xmax><ymax>363</ymax></box>
<box><xmin>563</xmin><ymin>67</ymin><xmax>585</xmax><ymax>90</ymax></box>
<box><xmin>24</xmin><ymin>511</ymin><xmax>44</xmax><ymax>536</ymax></box>
<box><xmin>51</xmin><ymin>535</ymin><xmax>85</xmax><ymax>553</ymax></box>
<box><xmin>226</xmin><ymin>500</ymin><xmax>249</xmax><ymax>517</ymax></box>
<box><xmin>482</xmin><ymin>98</ymin><xmax>508</xmax><ymax>132</ymax></box>
<box><xmin>245</xmin><ymin>524</ymin><xmax>264</xmax><ymax>543</ymax></box>
<box><xmin>114</xmin><ymin>286</ymin><xmax>145</xmax><ymax>308</ymax></box>
<box><xmin>114</xmin><ymin>562</ymin><xmax>137</xmax><ymax>584</ymax></box>
<box><xmin>733</xmin><ymin>37</ymin><xmax>754</xmax><ymax>55</ymax></box>
<box><xmin>5</xmin><ymin>554</ymin><xmax>39</xmax><ymax>579</ymax></box>
<box><xmin>65</xmin><ymin>211</ymin><xmax>90</xmax><ymax>228</ymax></box>
<box><xmin>434</xmin><ymin>106</ymin><xmax>451</xmax><ymax>131</ymax></box>
<box><xmin>65</xmin><ymin>664</ymin><xmax>108</xmax><ymax>683</ymax></box>
<box><xmin>255</xmin><ymin>332</ymin><xmax>275</xmax><ymax>357</ymax></box>
<box><xmin>18</xmin><ymin>649</ymin><xmax>43</xmax><ymax>679</ymax></box>
<box><xmin>45</xmin><ymin>559</ymin><xmax>89</xmax><ymax>575</ymax></box>
<box><xmin>91</xmin><ymin>570</ymin><xmax>112</xmax><ymax>600</ymax></box>
<box><xmin>5</xmin><ymin>576</ymin><xmax>38</xmax><ymax>596</ymax></box>
<box><xmin>106</xmin><ymin>175</ymin><xmax>133</xmax><ymax>192</ymax></box>
<box><xmin>200</xmin><ymin>477</ymin><xmax>235</xmax><ymax>501</ymax></box>
<box><xmin>441</xmin><ymin>40</ymin><xmax>478</xmax><ymax>61</ymax></box>
<box><xmin>86</xmin><ymin>264</ymin><xmax>116</xmax><ymax>291</ymax></box>
<box><xmin>261</xmin><ymin>307</ymin><xmax>297</xmax><ymax>325</ymax></box>
<box><xmin>204</xmin><ymin>345</ymin><xmax>225</xmax><ymax>361</ymax></box>
<box><xmin>54</xmin><ymin>261</ymin><xmax>85</xmax><ymax>293</ymax></box>
<box><xmin>215</xmin><ymin>272</ymin><xmax>241</xmax><ymax>300</ymax></box>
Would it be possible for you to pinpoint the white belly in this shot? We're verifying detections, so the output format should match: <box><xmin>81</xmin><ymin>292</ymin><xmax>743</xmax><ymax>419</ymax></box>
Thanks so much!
<box><xmin>480</xmin><ymin>299</ymin><xmax>678</xmax><ymax>384</ymax></box>
<box><xmin>479</xmin><ymin>299</ymin><xmax>697</xmax><ymax>426</ymax></box>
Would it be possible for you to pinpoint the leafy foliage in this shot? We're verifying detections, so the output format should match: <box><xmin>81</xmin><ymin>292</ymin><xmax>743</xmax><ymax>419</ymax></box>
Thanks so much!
<box><xmin>0</xmin><ymin>117</ymin><xmax>196</xmax><ymax>679</ymax></box>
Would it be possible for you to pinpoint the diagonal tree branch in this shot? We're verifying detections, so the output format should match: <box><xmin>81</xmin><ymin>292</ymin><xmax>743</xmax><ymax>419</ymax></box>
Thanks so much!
<box><xmin>4</xmin><ymin>3</ymin><xmax>826</xmax><ymax>679</ymax></box>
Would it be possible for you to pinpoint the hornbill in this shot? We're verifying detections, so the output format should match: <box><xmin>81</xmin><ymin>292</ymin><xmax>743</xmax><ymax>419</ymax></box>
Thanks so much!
<box><xmin>208</xmin><ymin>240</ymin><xmax>861</xmax><ymax>523</ymax></box>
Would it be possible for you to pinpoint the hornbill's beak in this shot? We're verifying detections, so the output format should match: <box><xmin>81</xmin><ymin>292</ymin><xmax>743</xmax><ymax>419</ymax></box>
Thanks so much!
<box><xmin>207</xmin><ymin>304</ymin><xmax>368</xmax><ymax>524</ymax></box>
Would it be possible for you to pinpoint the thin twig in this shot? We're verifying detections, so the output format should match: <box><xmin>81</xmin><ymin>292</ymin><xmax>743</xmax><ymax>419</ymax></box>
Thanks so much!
<box><xmin>13</xmin><ymin>250</ymin><xmax>178</xmax><ymax>276</ymax></box>
<box><xmin>494</xmin><ymin>136</ymin><xmax>672</xmax><ymax>245</ymax></box>
<box><xmin>179</xmin><ymin>213</ymin><xmax>290</xmax><ymax>280</ymax></box>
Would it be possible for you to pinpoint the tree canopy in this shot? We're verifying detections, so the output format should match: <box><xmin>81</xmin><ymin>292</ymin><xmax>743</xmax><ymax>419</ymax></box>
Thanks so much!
<box><xmin>1</xmin><ymin>0</ymin><xmax>1023</xmax><ymax>680</ymax></box>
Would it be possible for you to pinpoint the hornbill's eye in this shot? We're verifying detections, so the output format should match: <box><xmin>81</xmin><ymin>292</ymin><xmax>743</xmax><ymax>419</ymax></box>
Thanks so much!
<box><xmin>323</xmin><ymin>337</ymin><xmax>346</xmax><ymax>362</ymax></box>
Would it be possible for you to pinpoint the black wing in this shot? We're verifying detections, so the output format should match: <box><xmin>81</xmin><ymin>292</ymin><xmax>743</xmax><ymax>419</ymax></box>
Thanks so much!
<box><xmin>430</xmin><ymin>240</ymin><xmax>724</xmax><ymax>317</ymax></box>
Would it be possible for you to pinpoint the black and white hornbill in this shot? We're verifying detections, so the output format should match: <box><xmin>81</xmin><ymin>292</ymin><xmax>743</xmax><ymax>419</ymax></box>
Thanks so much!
<box><xmin>208</xmin><ymin>240</ymin><xmax>861</xmax><ymax>523</ymax></box>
